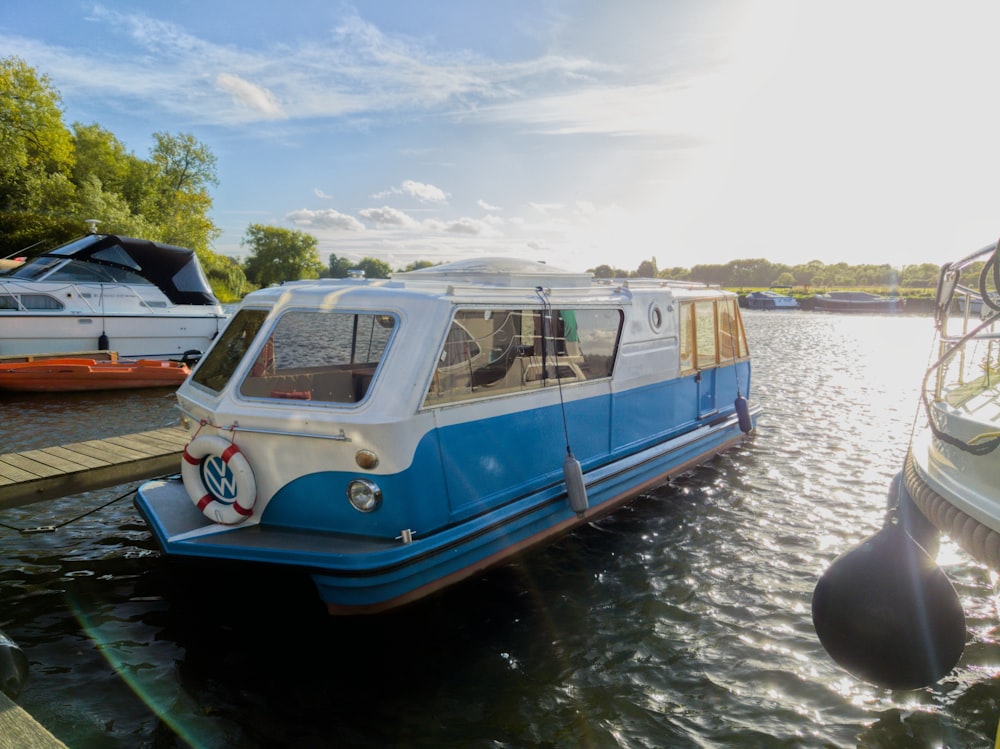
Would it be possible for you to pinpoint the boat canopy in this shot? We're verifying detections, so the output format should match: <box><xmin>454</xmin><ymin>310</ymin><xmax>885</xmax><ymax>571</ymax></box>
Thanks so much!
<box><xmin>4</xmin><ymin>234</ymin><xmax>219</xmax><ymax>305</ymax></box>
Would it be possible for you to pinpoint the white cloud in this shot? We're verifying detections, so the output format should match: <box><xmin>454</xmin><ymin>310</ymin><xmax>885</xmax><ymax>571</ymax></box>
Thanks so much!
<box><xmin>359</xmin><ymin>206</ymin><xmax>418</xmax><ymax>228</ymax></box>
<box><xmin>477</xmin><ymin>199</ymin><xmax>502</xmax><ymax>211</ymax></box>
<box><xmin>314</xmin><ymin>188</ymin><xmax>334</xmax><ymax>200</ymax></box>
<box><xmin>216</xmin><ymin>73</ymin><xmax>286</xmax><ymax>118</ymax></box>
<box><xmin>286</xmin><ymin>208</ymin><xmax>365</xmax><ymax>231</ymax></box>
<box><xmin>445</xmin><ymin>218</ymin><xmax>489</xmax><ymax>235</ymax></box>
<box><xmin>372</xmin><ymin>180</ymin><xmax>448</xmax><ymax>203</ymax></box>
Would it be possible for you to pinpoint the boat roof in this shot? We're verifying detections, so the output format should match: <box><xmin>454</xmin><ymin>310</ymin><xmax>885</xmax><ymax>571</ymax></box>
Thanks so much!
<box><xmin>6</xmin><ymin>234</ymin><xmax>218</xmax><ymax>305</ymax></box>
<box><xmin>393</xmin><ymin>257</ymin><xmax>594</xmax><ymax>288</ymax></box>
<box><xmin>262</xmin><ymin>257</ymin><xmax>728</xmax><ymax>308</ymax></box>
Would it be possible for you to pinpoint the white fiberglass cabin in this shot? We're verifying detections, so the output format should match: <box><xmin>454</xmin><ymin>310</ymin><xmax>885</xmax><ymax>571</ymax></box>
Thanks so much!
<box><xmin>0</xmin><ymin>234</ymin><xmax>227</xmax><ymax>359</ymax></box>
<box><xmin>135</xmin><ymin>257</ymin><xmax>759</xmax><ymax>614</ymax></box>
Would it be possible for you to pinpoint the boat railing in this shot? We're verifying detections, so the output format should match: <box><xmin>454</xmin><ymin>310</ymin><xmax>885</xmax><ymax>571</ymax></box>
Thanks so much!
<box><xmin>930</xmin><ymin>240</ymin><xmax>1000</xmax><ymax>400</ymax></box>
<box><xmin>1</xmin><ymin>278</ymin><xmax>166</xmax><ymax>314</ymax></box>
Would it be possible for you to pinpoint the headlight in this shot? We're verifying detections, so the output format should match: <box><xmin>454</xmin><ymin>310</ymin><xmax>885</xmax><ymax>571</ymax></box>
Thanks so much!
<box><xmin>347</xmin><ymin>479</ymin><xmax>382</xmax><ymax>512</ymax></box>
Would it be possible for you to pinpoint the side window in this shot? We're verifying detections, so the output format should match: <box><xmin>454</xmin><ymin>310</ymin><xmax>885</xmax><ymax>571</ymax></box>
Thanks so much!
<box><xmin>680</xmin><ymin>297</ymin><xmax>748</xmax><ymax>372</ymax></box>
<box><xmin>695</xmin><ymin>301</ymin><xmax>717</xmax><ymax>366</ymax></box>
<box><xmin>679</xmin><ymin>303</ymin><xmax>695</xmax><ymax>374</ymax></box>
<box><xmin>424</xmin><ymin>307</ymin><xmax>621</xmax><ymax>406</ymax></box>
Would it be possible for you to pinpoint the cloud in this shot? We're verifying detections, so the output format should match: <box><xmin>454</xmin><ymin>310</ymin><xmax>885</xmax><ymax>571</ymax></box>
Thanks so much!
<box><xmin>286</xmin><ymin>208</ymin><xmax>365</xmax><ymax>231</ymax></box>
<box><xmin>216</xmin><ymin>73</ymin><xmax>286</xmax><ymax>118</ymax></box>
<box><xmin>314</xmin><ymin>188</ymin><xmax>334</xmax><ymax>199</ymax></box>
<box><xmin>2</xmin><ymin>6</ymin><xmax>616</xmax><ymax>130</ymax></box>
<box><xmin>359</xmin><ymin>206</ymin><xmax>418</xmax><ymax>228</ymax></box>
<box><xmin>444</xmin><ymin>219</ymin><xmax>484</xmax><ymax>235</ymax></box>
<box><xmin>372</xmin><ymin>180</ymin><xmax>448</xmax><ymax>203</ymax></box>
<box><xmin>477</xmin><ymin>199</ymin><xmax>502</xmax><ymax>211</ymax></box>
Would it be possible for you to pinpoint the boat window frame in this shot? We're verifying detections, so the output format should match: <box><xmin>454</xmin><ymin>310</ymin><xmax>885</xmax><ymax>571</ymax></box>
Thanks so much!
<box><xmin>679</xmin><ymin>296</ymin><xmax>748</xmax><ymax>375</ymax></box>
<box><xmin>422</xmin><ymin>305</ymin><xmax>623</xmax><ymax>408</ymax></box>
<box><xmin>0</xmin><ymin>292</ymin><xmax>65</xmax><ymax>311</ymax></box>
<box><xmin>233</xmin><ymin>306</ymin><xmax>399</xmax><ymax>407</ymax></box>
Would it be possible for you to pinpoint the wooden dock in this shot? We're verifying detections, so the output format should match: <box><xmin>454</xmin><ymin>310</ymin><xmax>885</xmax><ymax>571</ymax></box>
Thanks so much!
<box><xmin>0</xmin><ymin>691</ymin><xmax>67</xmax><ymax>749</ymax></box>
<box><xmin>0</xmin><ymin>426</ymin><xmax>188</xmax><ymax>510</ymax></box>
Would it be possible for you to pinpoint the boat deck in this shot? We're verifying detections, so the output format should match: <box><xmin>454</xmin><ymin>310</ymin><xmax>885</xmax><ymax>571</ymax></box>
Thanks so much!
<box><xmin>944</xmin><ymin>369</ymin><xmax>1000</xmax><ymax>422</ymax></box>
<box><xmin>0</xmin><ymin>426</ymin><xmax>187</xmax><ymax>509</ymax></box>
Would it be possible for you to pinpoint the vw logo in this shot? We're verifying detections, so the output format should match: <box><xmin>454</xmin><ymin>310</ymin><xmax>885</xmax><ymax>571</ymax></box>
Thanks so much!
<box><xmin>201</xmin><ymin>456</ymin><xmax>238</xmax><ymax>502</ymax></box>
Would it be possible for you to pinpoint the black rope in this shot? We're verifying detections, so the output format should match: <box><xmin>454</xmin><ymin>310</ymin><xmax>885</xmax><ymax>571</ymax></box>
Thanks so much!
<box><xmin>536</xmin><ymin>288</ymin><xmax>573</xmax><ymax>453</ymax></box>
<box><xmin>0</xmin><ymin>480</ymin><xmax>163</xmax><ymax>534</ymax></box>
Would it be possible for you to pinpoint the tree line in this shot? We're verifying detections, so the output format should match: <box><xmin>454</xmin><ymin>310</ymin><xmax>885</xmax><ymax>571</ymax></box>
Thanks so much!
<box><xmin>590</xmin><ymin>257</ymin><xmax>944</xmax><ymax>290</ymax></box>
<box><xmin>1</xmin><ymin>56</ymin><xmax>945</xmax><ymax>299</ymax></box>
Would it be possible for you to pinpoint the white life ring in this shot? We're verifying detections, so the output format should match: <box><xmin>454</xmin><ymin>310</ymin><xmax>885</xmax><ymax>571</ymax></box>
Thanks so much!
<box><xmin>181</xmin><ymin>435</ymin><xmax>257</xmax><ymax>525</ymax></box>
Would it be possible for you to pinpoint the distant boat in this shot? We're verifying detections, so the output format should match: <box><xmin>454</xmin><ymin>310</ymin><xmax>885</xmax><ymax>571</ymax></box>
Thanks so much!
<box><xmin>745</xmin><ymin>286</ymin><xmax>800</xmax><ymax>311</ymax></box>
<box><xmin>0</xmin><ymin>355</ymin><xmax>190</xmax><ymax>392</ymax></box>
<box><xmin>812</xmin><ymin>291</ymin><xmax>903</xmax><ymax>313</ymax></box>
<box><xmin>0</xmin><ymin>233</ymin><xmax>228</xmax><ymax>359</ymax></box>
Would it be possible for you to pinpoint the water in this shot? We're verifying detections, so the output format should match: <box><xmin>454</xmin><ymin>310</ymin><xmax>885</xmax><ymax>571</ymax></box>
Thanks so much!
<box><xmin>4</xmin><ymin>311</ymin><xmax>1000</xmax><ymax>748</ymax></box>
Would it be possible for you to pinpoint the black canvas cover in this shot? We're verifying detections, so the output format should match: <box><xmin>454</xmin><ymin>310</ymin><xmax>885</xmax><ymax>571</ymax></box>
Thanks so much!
<box><xmin>19</xmin><ymin>234</ymin><xmax>219</xmax><ymax>305</ymax></box>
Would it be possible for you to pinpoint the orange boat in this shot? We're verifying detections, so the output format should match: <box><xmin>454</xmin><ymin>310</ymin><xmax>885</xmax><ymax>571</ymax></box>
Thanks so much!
<box><xmin>0</xmin><ymin>357</ymin><xmax>191</xmax><ymax>392</ymax></box>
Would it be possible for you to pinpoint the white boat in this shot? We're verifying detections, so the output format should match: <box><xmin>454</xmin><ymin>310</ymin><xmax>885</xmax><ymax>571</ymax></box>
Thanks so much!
<box><xmin>134</xmin><ymin>257</ymin><xmax>760</xmax><ymax>614</ymax></box>
<box><xmin>813</xmin><ymin>239</ymin><xmax>1000</xmax><ymax>691</ymax></box>
<box><xmin>0</xmin><ymin>234</ymin><xmax>228</xmax><ymax>359</ymax></box>
<box><xmin>905</xmin><ymin>241</ymin><xmax>1000</xmax><ymax>569</ymax></box>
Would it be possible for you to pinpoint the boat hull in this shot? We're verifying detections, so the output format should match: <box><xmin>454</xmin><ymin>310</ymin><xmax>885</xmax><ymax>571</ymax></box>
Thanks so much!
<box><xmin>135</xmin><ymin>406</ymin><xmax>757</xmax><ymax>614</ymax></box>
<box><xmin>0</xmin><ymin>313</ymin><xmax>225</xmax><ymax>360</ymax></box>
<box><xmin>0</xmin><ymin>358</ymin><xmax>190</xmax><ymax>392</ymax></box>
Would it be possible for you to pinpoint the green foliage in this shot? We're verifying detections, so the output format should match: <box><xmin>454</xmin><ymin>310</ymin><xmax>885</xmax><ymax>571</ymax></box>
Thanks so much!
<box><xmin>0</xmin><ymin>56</ymin><xmax>247</xmax><ymax>298</ymax></box>
<box><xmin>356</xmin><ymin>257</ymin><xmax>392</xmax><ymax>279</ymax></box>
<box><xmin>242</xmin><ymin>224</ymin><xmax>324</xmax><ymax>287</ymax></box>
<box><xmin>400</xmin><ymin>260</ymin><xmax>436</xmax><ymax>272</ymax></box>
<box><xmin>326</xmin><ymin>254</ymin><xmax>354</xmax><ymax>278</ymax></box>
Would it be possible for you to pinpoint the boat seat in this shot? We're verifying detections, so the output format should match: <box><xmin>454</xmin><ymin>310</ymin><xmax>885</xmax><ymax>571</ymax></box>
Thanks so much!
<box><xmin>241</xmin><ymin>369</ymin><xmax>360</xmax><ymax>403</ymax></box>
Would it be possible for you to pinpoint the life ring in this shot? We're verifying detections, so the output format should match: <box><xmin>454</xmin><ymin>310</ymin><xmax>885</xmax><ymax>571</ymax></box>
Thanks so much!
<box><xmin>181</xmin><ymin>435</ymin><xmax>257</xmax><ymax>525</ymax></box>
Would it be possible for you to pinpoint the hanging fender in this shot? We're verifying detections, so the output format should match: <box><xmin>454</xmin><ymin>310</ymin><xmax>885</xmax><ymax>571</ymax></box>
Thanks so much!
<box><xmin>181</xmin><ymin>435</ymin><xmax>257</xmax><ymax>525</ymax></box>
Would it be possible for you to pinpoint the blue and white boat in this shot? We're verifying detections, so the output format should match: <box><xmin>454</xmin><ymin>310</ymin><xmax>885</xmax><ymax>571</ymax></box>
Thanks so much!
<box><xmin>744</xmin><ymin>286</ymin><xmax>800</xmax><ymax>311</ymax></box>
<box><xmin>135</xmin><ymin>257</ymin><xmax>759</xmax><ymax>614</ymax></box>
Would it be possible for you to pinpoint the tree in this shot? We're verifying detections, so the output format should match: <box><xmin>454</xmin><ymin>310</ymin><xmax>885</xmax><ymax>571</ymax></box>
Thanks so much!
<box><xmin>401</xmin><ymin>260</ymin><xmax>436</xmax><ymax>272</ymax></box>
<box><xmin>242</xmin><ymin>224</ymin><xmax>324</xmax><ymax>287</ymax></box>
<box><xmin>0</xmin><ymin>56</ymin><xmax>76</xmax><ymax>242</ymax></box>
<box><xmin>147</xmin><ymin>132</ymin><xmax>220</xmax><ymax>252</ymax></box>
<box><xmin>591</xmin><ymin>264</ymin><xmax>614</xmax><ymax>279</ymax></box>
<box><xmin>326</xmin><ymin>254</ymin><xmax>354</xmax><ymax>278</ymax></box>
<box><xmin>636</xmin><ymin>259</ymin><xmax>657</xmax><ymax>278</ymax></box>
<box><xmin>356</xmin><ymin>257</ymin><xmax>392</xmax><ymax>279</ymax></box>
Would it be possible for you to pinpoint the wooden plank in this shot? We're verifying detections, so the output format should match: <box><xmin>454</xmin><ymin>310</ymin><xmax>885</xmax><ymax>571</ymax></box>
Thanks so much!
<box><xmin>0</xmin><ymin>690</ymin><xmax>68</xmax><ymax>748</ymax></box>
<box><xmin>14</xmin><ymin>449</ymin><xmax>90</xmax><ymax>474</ymax></box>
<box><xmin>0</xmin><ymin>426</ymin><xmax>187</xmax><ymax>510</ymax></box>
<box><xmin>40</xmin><ymin>446</ymin><xmax>110</xmax><ymax>469</ymax></box>
<box><xmin>0</xmin><ymin>454</ymin><xmax>60</xmax><ymax>478</ymax></box>
<box><xmin>0</xmin><ymin>460</ymin><xmax>38</xmax><ymax>484</ymax></box>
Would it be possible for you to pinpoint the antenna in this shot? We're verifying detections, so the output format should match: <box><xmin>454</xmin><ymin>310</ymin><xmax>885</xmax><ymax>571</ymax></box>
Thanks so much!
<box><xmin>84</xmin><ymin>219</ymin><xmax>100</xmax><ymax>234</ymax></box>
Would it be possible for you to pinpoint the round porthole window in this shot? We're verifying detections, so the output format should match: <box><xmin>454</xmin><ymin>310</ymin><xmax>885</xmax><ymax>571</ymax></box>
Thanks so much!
<box><xmin>649</xmin><ymin>303</ymin><xmax>664</xmax><ymax>332</ymax></box>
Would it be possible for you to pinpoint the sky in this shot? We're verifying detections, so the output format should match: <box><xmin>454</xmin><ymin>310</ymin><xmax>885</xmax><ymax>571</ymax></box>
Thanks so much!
<box><xmin>3</xmin><ymin>1</ymin><xmax>1000</xmax><ymax>273</ymax></box>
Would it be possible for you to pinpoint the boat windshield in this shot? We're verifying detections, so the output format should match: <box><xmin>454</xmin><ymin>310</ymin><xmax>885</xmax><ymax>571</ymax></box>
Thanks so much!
<box><xmin>193</xmin><ymin>307</ymin><xmax>397</xmax><ymax>404</ymax></box>
<box><xmin>3</xmin><ymin>256</ymin><xmax>64</xmax><ymax>281</ymax></box>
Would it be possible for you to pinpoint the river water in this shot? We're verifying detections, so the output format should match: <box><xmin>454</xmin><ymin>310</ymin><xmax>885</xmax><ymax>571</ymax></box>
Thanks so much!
<box><xmin>3</xmin><ymin>310</ymin><xmax>1000</xmax><ymax>748</ymax></box>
